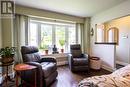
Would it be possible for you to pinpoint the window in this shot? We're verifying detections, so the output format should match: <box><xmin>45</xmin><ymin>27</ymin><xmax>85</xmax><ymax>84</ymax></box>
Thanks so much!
<box><xmin>68</xmin><ymin>27</ymin><xmax>76</xmax><ymax>44</ymax></box>
<box><xmin>28</xmin><ymin>19</ymin><xmax>77</xmax><ymax>53</ymax></box>
<box><xmin>29</xmin><ymin>23</ymin><xmax>38</xmax><ymax>46</ymax></box>
<box><xmin>55</xmin><ymin>26</ymin><xmax>66</xmax><ymax>50</ymax></box>
<box><xmin>41</xmin><ymin>24</ymin><xmax>53</xmax><ymax>51</ymax></box>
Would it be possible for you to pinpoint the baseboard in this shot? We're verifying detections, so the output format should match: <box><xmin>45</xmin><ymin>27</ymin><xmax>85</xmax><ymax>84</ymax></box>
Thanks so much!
<box><xmin>116</xmin><ymin>61</ymin><xmax>129</xmax><ymax>66</ymax></box>
<box><xmin>101</xmin><ymin>64</ymin><xmax>114</xmax><ymax>72</ymax></box>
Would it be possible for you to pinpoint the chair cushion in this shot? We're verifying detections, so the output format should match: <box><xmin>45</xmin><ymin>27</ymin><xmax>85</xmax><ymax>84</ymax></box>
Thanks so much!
<box><xmin>71</xmin><ymin>50</ymin><xmax>82</xmax><ymax>58</ymax></box>
<box><xmin>21</xmin><ymin>46</ymin><xmax>39</xmax><ymax>54</ymax></box>
<box><xmin>41</xmin><ymin>62</ymin><xmax>57</xmax><ymax>78</ymax></box>
<box><xmin>23</xmin><ymin>53</ymin><xmax>41</xmax><ymax>62</ymax></box>
<box><xmin>21</xmin><ymin>46</ymin><xmax>41</xmax><ymax>62</ymax></box>
<box><xmin>70</xmin><ymin>44</ymin><xmax>82</xmax><ymax>57</ymax></box>
<box><xmin>73</xmin><ymin>58</ymin><xmax>88</xmax><ymax>66</ymax></box>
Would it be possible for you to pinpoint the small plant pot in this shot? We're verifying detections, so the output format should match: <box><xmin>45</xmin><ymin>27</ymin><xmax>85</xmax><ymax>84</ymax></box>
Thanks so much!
<box><xmin>1</xmin><ymin>57</ymin><xmax>14</xmax><ymax>64</ymax></box>
<box><xmin>61</xmin><ymin>49</ymin><xmax>64</xmax><ymax>53</ymax></box>
<box><xmin>45</xmin><ymin>50</ymin><xmax>48</xmax><ymax>55</ymax></box>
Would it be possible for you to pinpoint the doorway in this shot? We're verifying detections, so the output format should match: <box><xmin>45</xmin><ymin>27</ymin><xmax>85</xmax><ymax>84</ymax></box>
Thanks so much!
<box><xmin>104</xmin><ymin>16</ymin><xmax>130</xmax><ymax>69</ymax></box>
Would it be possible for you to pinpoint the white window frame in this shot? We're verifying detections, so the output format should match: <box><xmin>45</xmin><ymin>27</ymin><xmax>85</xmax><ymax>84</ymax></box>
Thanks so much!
<box><xmin>28</xmin><ymin>20</ymin><xmax>78</xmax><ymax>53</ymax></box>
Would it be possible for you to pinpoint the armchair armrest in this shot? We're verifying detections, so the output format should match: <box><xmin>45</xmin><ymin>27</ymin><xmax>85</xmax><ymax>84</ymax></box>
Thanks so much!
<box><xmin>68</xmin><ymin>54</ymin><xmax>73</xmax><ymax>59</ymax></box>
<box><xmin>25</xmin><ymin>62</ymin><xmax>42</xmax><ymax>71</ymax></box>
<box><xmin>82</xmin><ymin>54</ymin><xmax>89</xmax><ymax>58</ymax></box>
<box><xmin>40</xmin><ymin>57</ymin><xmax>57</xmax><ymax>63</ymax></box>
<box><xmin>68</xmin><ymin>54</ymin><xmax>74</xmax><ymax>69</ymax></box>
<box><xmin>82</xmin><ymin>54</ymin><xmax>90</xmax><ymax>68</ymax></box>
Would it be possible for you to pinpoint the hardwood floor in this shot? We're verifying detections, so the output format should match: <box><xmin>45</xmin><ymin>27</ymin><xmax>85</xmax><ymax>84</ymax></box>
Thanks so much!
<box><xmin>51</xmin><ymin>65</ymin><xmax>111</xmax><ymax>87</ymax></box>
<box><xmin>116</xmin><ymin>64</ymin><xmax>124</xmax><ymax>69</ymax></box>
<box><xmin>1</xmin><ymin>65</ymin><xmax>111</xmax><ymax>87</ymax></box>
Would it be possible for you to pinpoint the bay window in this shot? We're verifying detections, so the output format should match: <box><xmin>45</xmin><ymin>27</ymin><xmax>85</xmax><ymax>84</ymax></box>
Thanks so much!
<box><xmin>28</xmin><ymin>19</ymin><xmax>78</xmax><ymax>53</ymax></box>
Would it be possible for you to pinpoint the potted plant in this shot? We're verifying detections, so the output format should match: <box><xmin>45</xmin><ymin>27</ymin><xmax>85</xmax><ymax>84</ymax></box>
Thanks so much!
<box><xmin>0</xmin><ymin>47</ymin><xmax>16</xmax><ymax>64</ymax></box>
<box><xmin>40</xmin><ymin>44</ymin><xmax>49</xmax><ymax>55</ymax></box>
<box><xmin>59</xmin><ymin>39</ymin><xmax>65</xmax><ymax>53</ymax></box>
<box><xmin>44</xmin><ymin>45</ymin><xmax>49</xmax><ymax>55</ymax></box>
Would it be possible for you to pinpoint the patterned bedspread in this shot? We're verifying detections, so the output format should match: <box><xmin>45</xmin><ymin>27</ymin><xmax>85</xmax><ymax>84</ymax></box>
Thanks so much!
<box><xmin>78</xmin><ymin>65</ymin><xmax>130</xmax><ymax>87</ymax></box>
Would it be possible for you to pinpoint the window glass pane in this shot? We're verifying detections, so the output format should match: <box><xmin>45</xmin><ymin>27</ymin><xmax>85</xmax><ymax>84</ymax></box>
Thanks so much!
<box><xmin>68</xmin><ymin>27</ymin><xmax>76</xmax><ymax>44</ymax></box>
<box><xmin>29</xmin><ymin>23</ymin><xmax>37</xmax><ymax>46</ymax></box>
<box><xmin>40</xmin><ymin>24</ymin><xmax>52</xmax><ymax>51</ymax></box>
<box><xmin>56</xmin><ymin>26</ymin><xmax>66</xmax><ymax>51</ymax></box>
<box><xmin>68</xmin><ymin>26</ymin><xmax>76</xmax><ymax>52</ymax></box>
<box><xmin>28</xmin><ymin>20</ymin><xmax>76</xmax><ymax>53</ymax></box>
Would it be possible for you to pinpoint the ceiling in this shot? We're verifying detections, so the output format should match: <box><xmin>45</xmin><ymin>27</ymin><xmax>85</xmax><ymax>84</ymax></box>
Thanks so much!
<box><xmin>15</xmin><ymin>0</ymin><xmax>126</xmax><ymax>17</ymax></box>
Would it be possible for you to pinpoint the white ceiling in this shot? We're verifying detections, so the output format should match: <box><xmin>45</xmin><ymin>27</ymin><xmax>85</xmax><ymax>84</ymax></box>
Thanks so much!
<box><xmin>15</xmin><ymin>0</ymin><xmax>126</xmax><ymax>17</ymax></box>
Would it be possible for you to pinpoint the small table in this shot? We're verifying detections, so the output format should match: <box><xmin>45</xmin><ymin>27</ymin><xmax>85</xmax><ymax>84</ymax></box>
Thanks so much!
<box><xmin>0</xmin><ymin>63</ymin><xmax>14</xmax><ymax>87</ymax></box>
<box><xmin>14</xmin><ymin>64</ymin><xmax>37</xmax><ymax>87</ymax></box>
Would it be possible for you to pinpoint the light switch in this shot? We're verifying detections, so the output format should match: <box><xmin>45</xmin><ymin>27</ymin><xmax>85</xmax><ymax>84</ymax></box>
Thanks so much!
<box><xmin>122</xmin><ymin>36</ymin><xmax>128</xmax><ymax>39</ymax></box>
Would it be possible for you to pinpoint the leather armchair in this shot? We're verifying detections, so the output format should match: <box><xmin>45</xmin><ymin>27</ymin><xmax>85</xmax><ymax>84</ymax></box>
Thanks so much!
<box><xmin>21</xmin><ymin>46</ymin><xmax>58</xmax><ymax>87</ymax></box>
<box><xmin>68</xmin><ymin>44</ymin><xmax>89</xmax><ymax>72</ymax></box>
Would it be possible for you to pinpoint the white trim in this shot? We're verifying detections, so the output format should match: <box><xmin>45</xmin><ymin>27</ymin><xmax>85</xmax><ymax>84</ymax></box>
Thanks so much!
<box><xmin>30</xmin><ymin>17</ymin><xmax>76</xmax><ymax>26</ymax></box>
<box><xmin>116</xmin><ymin>61</ymin><xmax>129</xmax><ymax>66</ymax></box>
<box><xmin>101</xmin><ymin>64</ymin><xmax>114</xmax><ymax>72</ymax></box>
<box><xmin>29</xmin><ymin>21</ymin><xmax>77</xmax><ymax>52</ymax></box>
<box><xmin>38</xmin><ymin>23</ymin><xmax>41</xmax><ymax>46</ymax></box>
<box><xmin>114</xmin><ymin>45</ymin><xmax>116</xmax><ymax>71</ymax></box>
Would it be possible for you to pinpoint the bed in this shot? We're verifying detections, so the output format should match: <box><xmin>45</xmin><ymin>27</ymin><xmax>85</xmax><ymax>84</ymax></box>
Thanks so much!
<box><xmin>78</xmin><ymin>65</ymin><xmax>130</xmax><ymax>87</ymax></box>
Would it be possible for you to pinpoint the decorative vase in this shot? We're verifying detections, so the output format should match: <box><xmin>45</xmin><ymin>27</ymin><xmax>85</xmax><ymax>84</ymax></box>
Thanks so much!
<box><xmin>45</xmin><ymin>50</ymin><xmax>48</xmax><ymax>55</ymax></box>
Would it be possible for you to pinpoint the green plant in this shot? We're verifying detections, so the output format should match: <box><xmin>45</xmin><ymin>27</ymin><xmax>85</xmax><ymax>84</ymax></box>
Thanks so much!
<box><xmin>59</xmin><ymin>39</ymin><xmax>65</xmax><ymax>48</ymax></box>
<box><xmin>0</xmin><ymin>47</ymin><xmax>16</xmax><ymax>57</ymax></box>
<box><xmin>39</xmin><ymin>44</ymin><xmax>48</xmax><ymax>50</ymax></box>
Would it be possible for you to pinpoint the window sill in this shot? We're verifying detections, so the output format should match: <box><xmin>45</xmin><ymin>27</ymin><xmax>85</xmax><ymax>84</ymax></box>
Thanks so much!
<box><xmin>41</xmin><ymin>53</ymin><xmax>68</xmax><ymax>58</ymax></box>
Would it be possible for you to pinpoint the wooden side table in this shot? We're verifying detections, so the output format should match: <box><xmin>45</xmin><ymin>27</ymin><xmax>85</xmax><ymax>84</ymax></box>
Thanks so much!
<box><xmin>14</xmin><ymin>64</ymin><xmax>37</xmax><ymax>87</ymax></box>
<box><xmin>0</xmin><ymin>62</ymin><xmax>14</xmax><ymax>87</ymax></box>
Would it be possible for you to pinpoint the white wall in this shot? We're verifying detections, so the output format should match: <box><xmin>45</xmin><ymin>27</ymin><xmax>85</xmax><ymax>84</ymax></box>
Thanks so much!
<box><xmin>91</xmin><ymin>0</ymin><xmax>130</xmax><ymax>24</ymax></box>
<box><xmin>90</xmin><ymin>0</ymin><xmax>130</xmax><ymax>70</ymax></box>
<box><xmin>15</xmin><ymin>5</ymin><xmax>85</xmax><ymax>23</ymax></box>
<box><xmin>91</xmin><ymin>0</ymin><xmax>130</xmax><ymax>52</ymax></box>
<box><xmin>92</xmin><ymin>44</ymin><xmax>116</xmax><ymax>71</ymax></box>
<box><xmin>105</xmin><ymin>16</ymin><xmax>130</xmax><ymax>64</ymax></box>
<box><xmin>1</xmin><ymin>17</ymin><xmax>14</xmax><ymax>47</ymax></box>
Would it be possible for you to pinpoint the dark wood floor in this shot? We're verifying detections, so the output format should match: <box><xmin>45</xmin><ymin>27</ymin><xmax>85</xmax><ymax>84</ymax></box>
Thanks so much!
<box><xmin>2</xmin><ymin>65</ymin><xmax>111</xmax><ymax>87</ymax></box>
<box><xmin>116</xmin><ymin>64</ymin><xmax>124</xmax><ymax>69</ymax></box>
<box><xmin>51</xmin><ymin>65</ymin><xmax>111</xmax><ymax>87</ymax></box>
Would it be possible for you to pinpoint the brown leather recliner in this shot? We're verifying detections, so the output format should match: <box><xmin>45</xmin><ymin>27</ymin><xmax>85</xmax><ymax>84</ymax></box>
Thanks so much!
<box><xmin>68</xmin><ymin>44</ymin><xmax>89</xmax><ymax>72</ymax></box>
<box><xmin>21</xmin><ymin>46</ymin><xmax>58</xmax><ymax>87</ymax></box>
